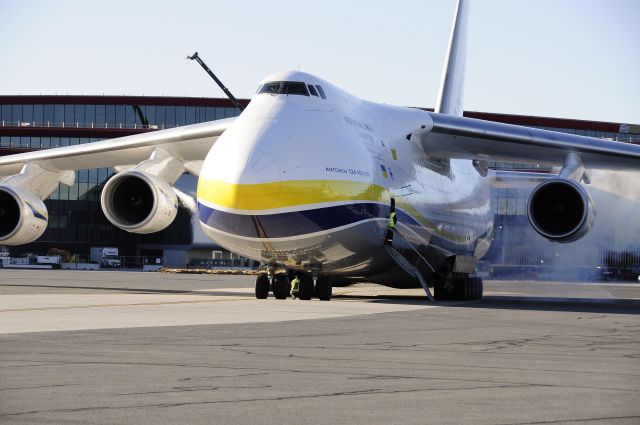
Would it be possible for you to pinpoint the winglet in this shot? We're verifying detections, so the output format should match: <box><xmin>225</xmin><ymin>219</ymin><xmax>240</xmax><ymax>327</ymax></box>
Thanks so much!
<box><xmin>434</xmin><ymin>0</ymin><xmax>470</xmax><ymax>117</ymax></box>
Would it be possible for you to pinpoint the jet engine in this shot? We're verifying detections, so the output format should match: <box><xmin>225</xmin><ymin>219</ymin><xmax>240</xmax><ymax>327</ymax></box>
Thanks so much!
<box><xmin>527</xmin><ymin>178</ymin><xmax>595</xmax><ymax>243</ymax></box>
<box><xmin>0</xmin><ymin>186</ymin><xmax>48</xmax><ymax>245</ymax></box>
<box><xmin>101</xmin><ymin>171</ymin><xmax>178</xmax><ymax>234</ymax></box>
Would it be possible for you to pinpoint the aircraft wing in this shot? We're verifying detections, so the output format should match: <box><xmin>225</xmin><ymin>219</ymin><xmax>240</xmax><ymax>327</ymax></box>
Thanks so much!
<box><xmin>414</xmin><ymin>113</ymin><xmax>640</xmax><ymax>170</ymax></box>
<box><xmin>0</xmin><ymin>117</ymin><xmax>234</xmax><ymax>177</ymax></box>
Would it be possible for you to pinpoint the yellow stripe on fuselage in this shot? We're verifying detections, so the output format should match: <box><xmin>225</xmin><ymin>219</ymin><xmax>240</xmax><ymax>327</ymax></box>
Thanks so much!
<box><xmin>197</xmin><ymin>178</ymin><xmax>389</xmax><ymax>211</ymax></box>
<box><xmin>197</xmin><ymin>178</ymin><xmax>469</xmax><ymax>244</ymax></box>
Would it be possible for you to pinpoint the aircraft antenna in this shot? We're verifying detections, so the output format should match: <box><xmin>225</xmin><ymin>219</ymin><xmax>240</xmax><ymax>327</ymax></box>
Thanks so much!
<box><xmin>187</xmin><ymin>52</ymin><xmax>245</xmax><ymax>112</ymax></box>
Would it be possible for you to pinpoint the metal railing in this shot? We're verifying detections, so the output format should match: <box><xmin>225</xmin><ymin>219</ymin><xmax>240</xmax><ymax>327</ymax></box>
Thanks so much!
<box><xmin>386</xmin><ymin>228</ymin><xmax>435</xmax><ymax>300</ymax></box>
<box><xmin>0</xmin><ymin>120</ymin><xmax>162</xmax><ymax>130</ymax></box>
<box><xmin>188</xmin><ymin>258</ymin><xmax>259</xmax><ymax>269</ymax></box>
<box><xmin>390</xmin><ymin>228</ymin><xmax>435</xmax><ymax>274</ymax></box>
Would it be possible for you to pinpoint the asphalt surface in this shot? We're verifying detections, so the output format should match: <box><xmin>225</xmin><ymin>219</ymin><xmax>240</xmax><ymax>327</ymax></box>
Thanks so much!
<box><xmin>1</xmin><ymin>270</ymin><xmax>639</xmax><ymax>425</ymax></box>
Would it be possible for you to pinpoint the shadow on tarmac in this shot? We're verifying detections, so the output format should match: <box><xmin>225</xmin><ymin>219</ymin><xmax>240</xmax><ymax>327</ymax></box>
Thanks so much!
<box><xmin>455</xmin><ymin>295</ymin><xmax>640</xmax><ymax>315</ymax></box>
<box><xmin>4</xmin><ymin>282</ymin><xmax>638</xmax><ymax>315</ymax></box>
<box><xmin>0</xmin><ymin>283</ymin><xmax>254</xmax><ymax>298</ymax></box>
<box><xmin>334</xmin><ymin>293</ymin><xmax>640</xmax><ymax>315</ymax></box>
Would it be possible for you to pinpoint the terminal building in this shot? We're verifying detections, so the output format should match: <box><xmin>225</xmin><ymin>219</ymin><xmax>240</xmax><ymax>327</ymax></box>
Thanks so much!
<box><xmin>1</xmin><ymin>95</ymin><xmax>639</xmax><ymax>270</ymax></box>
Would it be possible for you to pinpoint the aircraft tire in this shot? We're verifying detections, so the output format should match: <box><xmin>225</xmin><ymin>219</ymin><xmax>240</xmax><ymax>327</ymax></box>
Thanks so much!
<box><xmin>452</xmin><ymin>277</ymin><xmax>465</xmax><ymax>300</ymax></box>
<box><xmin>450</xmin><ymin>276</ymin><xmax>483</xmax><ymax>301</ymax></box>
<box><xmin>472</xmin><ymin>276</ymin><xmax>484</xmax><ymax>300</ymax></box>
<box><xmin>255</xmin><ymin>274</ymin><xmax>270</xmax><ymax>299</ymax></box>
<box><xmin>316</xmin><ymin>277</ymin><xmax>332</xmax><ymax>301</ymax></box>
<box><xmin>434</xmin><ymin>273</ymin><xmax>457</xmax><ymax>301</ymax></box>
<box><xmin>299</xmin><ymin>275</ymin><xmax>313</xmax><ymax>300</ymax></box>
<box><xmin>433</xmin><ymin>278</ymin><xmax>450</xmax><ymax>301</ymax></box>
<box><xmin>273</xmin><ymin>273</ymin><xmax>290</xmax><ymax>300</ymax></box>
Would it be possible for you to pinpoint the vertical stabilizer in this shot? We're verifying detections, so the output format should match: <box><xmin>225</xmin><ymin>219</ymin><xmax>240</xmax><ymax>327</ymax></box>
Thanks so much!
<box><xmin>434</xmin><ymin>0</ymin><xmax>470</xmax><ymax>117</ymax></box>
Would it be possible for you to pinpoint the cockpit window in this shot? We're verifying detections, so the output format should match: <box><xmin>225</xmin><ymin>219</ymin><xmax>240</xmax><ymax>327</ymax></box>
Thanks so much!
<box><xmin>258</xmin><ymin>81</ymin><xmax>309</xmax><ymax>96</ymax></box>
<box><xmin>308</xmin><ymin>84</ymin><xmax>319</xmax><ymax>97</ymax></box>
<box><xmin>316</xmin><ymin>85</ymin><xmax>326</xmax><ymax>99</ymax></box>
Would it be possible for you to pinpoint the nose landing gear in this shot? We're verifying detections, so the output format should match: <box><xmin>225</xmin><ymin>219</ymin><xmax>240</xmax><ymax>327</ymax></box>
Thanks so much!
<box><xmin>253</xmin><ymin>264</ymin><xmax>332</xmax><ymax>301</ymax></box>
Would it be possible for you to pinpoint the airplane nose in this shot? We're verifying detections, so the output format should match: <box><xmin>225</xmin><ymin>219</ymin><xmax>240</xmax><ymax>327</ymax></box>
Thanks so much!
<box><xmin>197</xmin><ymin>118</ymin><xmax>284</xmax><ymax>212</ymax></box>
<box><xmin>244</xmin><ymin>150</ymin><xmax>282</xmax><ymax>186</ymax></box>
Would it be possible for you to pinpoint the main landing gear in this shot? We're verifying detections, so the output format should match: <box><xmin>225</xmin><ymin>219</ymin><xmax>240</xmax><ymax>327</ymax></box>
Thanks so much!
<box><xmin>433</xmin><ymin>273</ymin><xmax>483</xmax><ymax>301</ymax></box>
<box><xmin>254</xmin><ymin>271</ymin><xmax>332</xmax><ymax>301</ymax></box>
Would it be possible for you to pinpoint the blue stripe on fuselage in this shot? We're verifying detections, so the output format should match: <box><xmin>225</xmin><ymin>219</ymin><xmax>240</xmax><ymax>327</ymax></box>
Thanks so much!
<box><xmin>197</xmin><ymin>202</ymin><xmax>426</xmax><ymax>239</ymax></box>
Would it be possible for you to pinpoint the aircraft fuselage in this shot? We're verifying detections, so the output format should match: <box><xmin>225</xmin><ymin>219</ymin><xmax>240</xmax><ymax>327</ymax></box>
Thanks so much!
<box><xmin>196</xmin><ymin>71</ymin><xmax>493</xmax><ymax>287</ymax></box>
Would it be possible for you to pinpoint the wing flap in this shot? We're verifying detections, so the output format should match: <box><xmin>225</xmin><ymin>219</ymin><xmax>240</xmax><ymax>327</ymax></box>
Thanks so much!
<box><xmin>417</xmin><ymin>113</ymin><xmax>640</xmax><ymax>170</ymax></box>
<box><xmin>0</xmin><ymin>118</ymin><xmax>233</xmax><ymax>177</ymax></box>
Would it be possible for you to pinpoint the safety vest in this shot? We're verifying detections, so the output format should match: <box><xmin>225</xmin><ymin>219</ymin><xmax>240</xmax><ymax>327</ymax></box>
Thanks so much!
<box><xmin>291</xmin><ymin>277</ymin><xmax>300</xmax><ymax>292</ymax></box>
<box><xmin>388</xmin><ymin>211</ymin><xmax>396</xmax><ymax>228</ymax></box>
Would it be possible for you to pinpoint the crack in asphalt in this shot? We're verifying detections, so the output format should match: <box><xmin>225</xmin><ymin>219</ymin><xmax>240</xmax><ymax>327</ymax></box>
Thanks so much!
<box><xmin>498</xmin><ymin>415</ymin><xmax>640</xmax><ymax>425</ymax></box>
<box><xmin>115</xmin><ymin>384</ymin><xmax>273</xmax><ymax>396</ymax></box>
<box><xmin>0</xmin><ymin>384</ymin><xmax>78</xmax><ymax>391</ymax></box>
<box><xmin>216</xmin><ymin>345</ymin><xmax>640</xmax><ymax>378</ymax></box>
<box><xmin>0</xmin><ymin>384</ymin><xmax>526</xmax><ymax>417</ymax></box>
<box><xmin>177</xmin><ymin>372</ymin><xmax>269</xmax><ymax>382</ymax></box>
<box><xmin>3</xmin><ymin>354</ymin><xmax>639</xmax><ymax>379</ymax></box>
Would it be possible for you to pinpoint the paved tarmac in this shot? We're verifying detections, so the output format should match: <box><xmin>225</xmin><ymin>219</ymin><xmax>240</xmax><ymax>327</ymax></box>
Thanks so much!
<box><xmin>0</xmin><ymin>270</ymin><xmax>639</xmax><ymax>424</ymax></box>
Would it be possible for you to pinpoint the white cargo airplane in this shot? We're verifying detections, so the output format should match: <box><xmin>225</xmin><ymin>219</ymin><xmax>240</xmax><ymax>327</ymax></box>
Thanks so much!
<box><xmin>1</xmin><ymin>0</ymin><xmax>639</xmax><ymax>301</ymax></box>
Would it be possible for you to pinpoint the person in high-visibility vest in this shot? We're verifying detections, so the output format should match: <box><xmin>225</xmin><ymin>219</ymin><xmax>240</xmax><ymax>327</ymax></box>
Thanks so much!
<box><xmin>290</xmin><ymin>274</ymin><xmax>300</xmax><ymax>299</ymax></box>
<box><xmin>385</xmin><ymin>199</ymin><xmax>397</xmax><ymax>245</ymax></box>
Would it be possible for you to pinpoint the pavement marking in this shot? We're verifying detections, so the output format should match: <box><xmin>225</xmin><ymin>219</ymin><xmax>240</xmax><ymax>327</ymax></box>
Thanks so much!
<box><xmin>0</xmin><ymin>298</ymin><xmax>253</xmax><ymax>313</ymax></box>
<box><xmin>0</xmin><ymin>291</ymin><xmax>436</xmax><ymax>335</ymax></box>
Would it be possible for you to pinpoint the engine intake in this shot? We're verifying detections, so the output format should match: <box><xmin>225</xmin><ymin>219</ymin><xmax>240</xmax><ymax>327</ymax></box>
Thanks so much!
<box><xmin>0</xmin><ymin>186</ymin><xmax>48</xmax><ymax>245</ymax></box>
<box><xmin>527</xmin><ymin>179</ymin><xmax>595</xmax><ymax>243</ymax></box>
<box><xmin>101</xmin><ymin>171</ymin><xmax>178</xmax><ymax>234</ymax></box>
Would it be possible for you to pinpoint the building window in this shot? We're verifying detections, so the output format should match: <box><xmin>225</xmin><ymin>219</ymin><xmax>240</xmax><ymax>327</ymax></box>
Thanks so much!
<box><xmin>75</xmin><ymin>105</ymin><xmax>85</xmax><ymax>127</ymax></box>
<box><xmin>115</xmin><ymin>105</ymin><xmax>125</xmax><ymax>127</ymax></box>
<box><xmin>96</xmin><ymin>105</ymin><xmax>106</xmax><ymax>126</ymax></box>
<box><xmin>33</xmin><ymin>105</ymin><xmax>44</xmax><ymax>124</ymax></box>
<box><xmin>12</xmin><ymin>105</ymin><xmax>22</xmax><ymax>123</ymax></box>
<box><xmin>106</xmin><ymin>105</ymin><xmax>116</xmax><ymax>127</ymax></box>
<box><xmin>64</xmin><ymin>105</ymin><xmax>74</xmax><ymax>126</ymax></box>
<box><xmin>23</xmin><ymin>104</ymin><xmax>33</xmax><ymax>124</ymax></box>
<box><xmin>176</xmin><ymin>106</ymin><xmax>186</xmax><ymax>126</ymax></box>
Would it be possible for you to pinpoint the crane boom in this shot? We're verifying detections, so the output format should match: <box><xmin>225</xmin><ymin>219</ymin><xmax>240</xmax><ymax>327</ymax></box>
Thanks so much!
<box><xmin>187</xmin><ymin>52</ymin><xmax>244</xmax><ymax>112</ymax></box>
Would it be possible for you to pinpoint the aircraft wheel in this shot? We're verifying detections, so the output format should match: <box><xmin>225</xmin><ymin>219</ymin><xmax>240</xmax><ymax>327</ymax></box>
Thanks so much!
<box><xmin>316</xmin><ymin>277</ymin><xmax>332</xmax><ymax>301</ymax></box>
<box><xmin>273</xmin><ymin>273</ymin><xmax>290</xmax><ymax>300</ymax></box>
<box><xmin>471</xmin><ymin>276</ymin><xmax>483</xmax><ymax>300</ymax></box>
<box><xmin>299</xmin><ymin>275</ymin><xmax>313</xmax><ymax>300</ymax></box>
<box><xmin>433</xmin><ymin>276</ymin><xmax>452</xmax><ymax>301</ymax></box>
<box><xmin>450</xmin><ymin>276</ymin><xmax>483</xmax><ymax>301</ymax></box>
<box><xmin>255</xmin><ymin>274</ymin><xmax>269</xmax><ymax>299</ymax></box>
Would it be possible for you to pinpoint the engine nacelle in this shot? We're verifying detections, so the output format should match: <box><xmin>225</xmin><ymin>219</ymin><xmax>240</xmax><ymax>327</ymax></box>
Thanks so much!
<box><xmin>527</xmin><ymin>178</ymin><xmax>595</xmax><ymax>243</ymax></box>
<box><xmin>0</xmin><ymin>186</ymin><xmax>48</xmax><ymax>245</ymax></box>
<box><xmin>101</xmin><ymin>171</ymin><xmax>178</xmax><ymax>234</ymax></box>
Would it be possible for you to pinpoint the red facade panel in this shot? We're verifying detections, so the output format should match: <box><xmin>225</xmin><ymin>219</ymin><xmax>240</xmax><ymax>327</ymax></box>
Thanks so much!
<box><xmin>0</xmin><ymin>95</ymin><xmax>249</xmax><ymax>108</ymax></box>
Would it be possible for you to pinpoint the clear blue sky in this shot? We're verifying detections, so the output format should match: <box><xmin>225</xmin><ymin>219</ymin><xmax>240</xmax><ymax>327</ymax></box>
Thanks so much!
<box><xmin>1</xmin><ymin>0</ymin><xmax>638</xmax><ymax>123</ymax></box>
